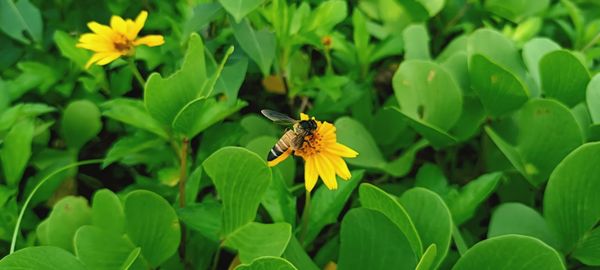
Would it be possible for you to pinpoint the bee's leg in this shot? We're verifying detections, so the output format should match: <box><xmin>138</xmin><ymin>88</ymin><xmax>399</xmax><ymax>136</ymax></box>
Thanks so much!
<box><xmin>305</xmin><ymin>134</ymin><xmax>315</xmax><ymax>147</ymax></box>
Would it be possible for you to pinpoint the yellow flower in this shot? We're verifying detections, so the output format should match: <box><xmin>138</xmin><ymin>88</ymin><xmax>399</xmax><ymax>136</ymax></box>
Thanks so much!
<box><xmin>268</xmin><ymin>114</ymin><xmax>358</xmax><ymax>191</ymax></box>
<box><xmin>76</xmin><ymin>11</ymin><xmax>164</xmax><ymax>69</ymax></box>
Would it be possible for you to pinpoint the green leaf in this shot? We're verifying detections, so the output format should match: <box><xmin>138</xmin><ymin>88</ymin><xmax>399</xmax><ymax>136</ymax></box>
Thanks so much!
<box><xmin>539</xmin><ymin>50</ymin><xmax>590</xmax><ymax>107</ymax></box>
<box><xmin>572</xmin><ymin>227</ymin><xmax>600</xmax><ymax>266</ymax></box>
<box><xmin>261</xmin><ymin>169</ymin><xmax>296</xmax><ymax>225</ymax></box>
<box><xmin>393</xmin><ymin>60</ymin><xmax>462</xmax><ymax>130</ymax></box>
<box><xmin>124</xmin><ymin>190</ymin><xmax>181</xmax><ymax>267</ymax></box>
<box><xmin>414</xmin><ymin>0</ymin><xmax>445</xmax><ymax>16</ymax></box>
<box><xmin>101</xmin><ymin>98</ymin><xmax>168</xmax><ymax>139</ymax></box>
<box><xmin>403</xmin><ymin>24</ymin><xmax>431</xmax><ymax>60</ymax></box>
<box><xmin>40</xmin><ymin>196</ymin><xmax>92</xmax><ymax>252</ymax></box>
<box><xmin>203</xmin><ymin>146</ymin><xmax>272</xmax><ymax>235</ymax></box>
<box><xmin>54</xmin><ymin>30</ymin><xmax>98</xmax><ymax>71</ymax></box>
<box><xmin>338</xmin><ymin>208</ymin><xmax>419</xmax><ymax>269</ymax></box>
<box><xmin>415</xmin><ymin>163</ymin><xmax>450</xmax><ymax>195</ymax></box>
<box><xmin>91</xmin><ymin>189</ymin><xmax>125</xmax><ymax>234</ymax></box>
<box><xmin>232</xmin><ymin>19</ymin><xmax>275</xmax><ymax>76</ymax></box>
<box><xmin>144</xmin><ymin>33</ymin><xmax>207</xmax><ymax>126</ymax></box>
<box><xmin>244</xmin><ymin>136</ymin><xmax>296</xmax><ymax>186</ymax></box>
<box><xmin>74</xmin><ymin>225</ymin><xmax>144</xmax><ymax>270</ymax></box>
<box><xmin>586</xmin><ymin>74</ymin><xmax>600</xmax><ymax>124</ymax></box>
<box><xmin>219</xmin><ymin>0</ymin><xmax>265</xmax><ymax>23</ymax></box>
<box><xmin>224</xmin><ymin>222</ymin><xmax>292</xmax><ymax>263</ymax></box>
<box><xmin>305</xmin><ymin>170</ymin><xmax>364</xmax><ymax>244</ymax></box>
<box><xmin>183</xmin><ymin>3</ymin><xmax>224</xmax><ymax>39</ymax></box>
<box><xmin>446</xmin><ymin>172</ymin><xmax>502</xmax><ymax>225</ymax></box>
<box><xmin>215</xmin><ymin>57</ymin><xmax>248</xmax><ymax>105</ymax></box>
<box><xmin>305</xmin><ymin>0</ymin><xmax>348</xmax><ymax>34</ymax></box>
<box><xmin>392</xmin><ymin>60</ymin><xmax>462</xmax><ymax>147</ymax></box>
<box><xmin>172</xmin><ymin>98</ymin><xmax>247</xmax><ymax>138</ymax></box>
<box><xmin>282</xmin><ymin>236</ymin><xmax>319</xmax><ymax>270</ymax></box>
<box><xmin>544</xmin><ymin>142</ymin><xmax>600</xmax><ymax>252</ymax></box>
<box><xmin>177</xmin><ymin>201</ymin><xmax>222</xmax><ymax>242</ymax></box>
<box><xmin>102</xmin><ymin>132</ymin><xmax>164</xmax><ymax>168</ymax></box>
<box><xmin>485</xmin><ymin>0</ymin><xmax>549</xmax><ymax>22</ymax></box>
<box><xmin>1</xmin><ymin>118</ymin><xmax>34</xmax><ymax>186</ymax></box>
<box><xmin>0</xmin><ymin>246</ymin><xmax>85</xmax><ymax>270</ymax></box>
<box><xmin>485</xmin><ymin>99</ymin><xmax>583</xmax><ymax>186</ymax></box>
<box><xmin>522</xmin><ymin>38</ymin><xmax>560</xmax><ymax>89</ymax></box>
<box><xmin>352</xmin><ymin>8</ymin><xmax>369</xmax><ymax>68</ymax></box>
<box><xmin>335</xmin><ymin>117</ymin><xmax>385</xmax><ymax>169</ymax></box>
<box><xmin>60</xmin><ymin>100</ymin><xmax>102</xmax><ymax>150</ymax></box>
<box><xmin>469</xmin><ymin>54</ymin><xmax>528</xmax><ymax>116</ymax></box>
<box><xmin>452</xmin><ymin>235</ymin><xmax>565</xmax><ymax>270</ymax></box>
<box><xmin>488</xmin><ymin>203</ymin><xmax>558</xmax><ymax>249</ymax></box>
<box><xmin>416</xmin><ymin>244</ymin><xmax>437</xmax><ymax>270</ymax></box>
<box><xmin>468</xmin><ymin>29</ymin><xmax>527</xmax><ymax>76</ymax></box>
<box><xmin>236</xmin><ymin>256</ymin><xmax>297</xmax><ymax>270</ymax></box>
<box><xmin>359</xmin><ymin>183</ymin><xmax>423</xmax><ymax>256</ymax></box>
<box><xmin>0</xmin><ymin>0</ymin><xmax>42</xmax><ymax>44</ymax></box>
<box><xmin>400</xmin><ymin>187</ymin><xmax>453</xmax><ymax>269</ymax></box>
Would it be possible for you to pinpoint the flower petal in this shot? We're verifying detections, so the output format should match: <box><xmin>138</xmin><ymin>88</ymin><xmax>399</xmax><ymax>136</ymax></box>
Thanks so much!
<box><xmin>95</xmin><ymin>52</ymin><xmax>122</xmax><ymax>66</ymax></box>
<box><xmin>327</xmin><ymin>143</ymin><xmax>358</xmax><ymax>158</ymax></box>
<box><xmin>134</xmin><ymin>35</ymin><xmax>164</xmax><ymax>47</ymax></box>
<box><xmin>84</xmin><ymin>52</ymin><xmax>120</xmax><ymax>69</ymax></box>
<box><xmin>300</xmin><ymin>113</ymin><xmax>309</xmax><ymax>120</ymax></box>
<box><xmin>325</xmin><ymin>152</ymin><xmax>352</xmax><ymax>180</ymax></box>
<box><xmin>304</xmin><ymin>156</ymin><xmax>318</xmax><ymax>191</ymax></box>
<box><xmin>87</xmin><ymin>22</ymin><xmax>113</xmax><ymax>38</ymax></box>
<box><xmin>84</xmin><ymin>53</ymin><xmax>106</xmax><ymax>69</ymax></box>
<box><xmin>77</xmin><ymin>34</ymin><xmax>114</xmax><ymax>52</ymax></box>
<box><xmin>110</xmin><ymin>15</ymin><xmax>127</xmax><ymax>34</ymax></box>
<box><xmin>267</xmin><ymin>148</ymin><xmax>292</xmax><ymax>167</ymax></box>
<box><xmin>128</xmin><ymin>10</ymin><xmax>148</xmax><ymax>39</ymax></box>
<box><xmin>315</xmin><ymin>154</ymin><xmax>337</xmax><ymax>190</ymax></box>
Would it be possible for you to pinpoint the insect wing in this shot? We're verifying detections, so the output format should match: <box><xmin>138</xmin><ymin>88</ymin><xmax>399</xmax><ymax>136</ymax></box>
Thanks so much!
<box><xmin>261</xmin><ymin>109</ymin><xmax>298</xmax><ymax>125</ymax></box>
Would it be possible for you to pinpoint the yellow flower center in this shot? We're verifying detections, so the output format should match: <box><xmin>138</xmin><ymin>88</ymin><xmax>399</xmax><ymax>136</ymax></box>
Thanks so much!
<box><xmin>113</xmin><ymin>33</ymin><xmax>134</xmax><ymax>54</ymax></box>
<box><xmin>295</xmin><ymin>132</ymin><xmax>323</xmax><ymax>158</ymax></box>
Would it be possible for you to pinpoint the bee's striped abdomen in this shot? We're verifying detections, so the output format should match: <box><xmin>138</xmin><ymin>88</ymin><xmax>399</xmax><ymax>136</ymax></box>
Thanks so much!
<box><xmin>267</xmin><ymin>131</ymin><xmax>295</xmax><ymax>161</ymax></box>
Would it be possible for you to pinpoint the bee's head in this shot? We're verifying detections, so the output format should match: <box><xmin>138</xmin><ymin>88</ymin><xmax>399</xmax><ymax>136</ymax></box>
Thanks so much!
<box><xmin>299</xmin><ymin>119</ymin><xmax>317</xmax><ymax>131</ymax></box>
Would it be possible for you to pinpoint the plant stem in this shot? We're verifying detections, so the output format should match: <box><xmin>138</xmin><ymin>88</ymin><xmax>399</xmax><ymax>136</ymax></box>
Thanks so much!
<box><xmin>211</xmin><ymin>245</ymin><xmax>222</xmax><ymax>270</ymax></box>
<box><xmin>582</xmin><ymin>32</ymin><xmax>600</xmax><ymax>52</ymax></box>
<box><xmin>128</xmin><ymin>57</ymin><xmax>146</xmax><ymax>87</ymax></box>
<box><xmin>178</xmin><ymin>137</ymin><xmax>189</xmax><ymax>208</ymax></box>
<box><xmin>178</xmin><ymin>137</ymin><xmax>189</xmax><ymax>264</ymax></box>
<box><xmin>299</xmin><ymin>189</ymin><xmax>312</xmax><ymax>245</ymax></box>
<box><xmin>10</xmin><ymin>159</ymin><xmax>103</xmax><ymax>253</ymax></box>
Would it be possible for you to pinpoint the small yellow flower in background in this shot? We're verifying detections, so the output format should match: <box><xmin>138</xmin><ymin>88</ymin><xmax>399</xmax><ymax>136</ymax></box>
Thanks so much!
<box><xmin>268</xmin><ymin>113</ymin><xmax>358</xmax><ymax>192</ymax></box>
<box><xmin>76</xmin><ymin>11</ymin><xmax>164</xmax><ymax>69</ymax></box>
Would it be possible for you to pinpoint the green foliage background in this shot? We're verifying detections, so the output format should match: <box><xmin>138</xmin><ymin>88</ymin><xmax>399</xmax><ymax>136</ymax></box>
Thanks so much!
<box><xmin>1</xmin><ymin>0</ymin><xmax>600</xmax><ymax>269</ymax></box>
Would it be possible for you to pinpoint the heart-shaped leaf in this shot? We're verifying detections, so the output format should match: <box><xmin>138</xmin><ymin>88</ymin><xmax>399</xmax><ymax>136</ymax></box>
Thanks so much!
<box><xmin>488</xmin><ymin>203</ymin><xmax>558</xmax><ymax>249</ymax></box>
<box><xmin>203</xmin><ymin>147</ymin><xmax>271</xmax><ymax>235</ymax></box>
<box><xmin>544</xmin><ymin>142</ymin><xmax>600</xmax><ymax>253</ymax></box>
<box><xmin>232</xmin><ymin>19</ymin><xmax>275</xmax><ymax>76</ymax></box>
<box><xmin>539</xmin><ymin>50</ymin><xmax>590</xmax><ymax>107</ymax></box>
<box><xmin>359</xmin><ymin>183</ymin><xmax>423</xmax><ymax>256</ymax></box>
<box><xmin>0</xmin><ymin>246</ymin><xmax>85</xmax><ymax>270</ymax></box>
<box><xmin>453</xmin><ymin>235</ymin><xmax>564</xmax><ymax>270</ymax></box>
<box><xmin>124</xmin><ymin>190</ymin><xmax>181</xmax><ymax>267</ymax></box>
<box><xmin>400</xmin><ymin>187</ymin><xmax>452</xmax><ymax>269</ymax></box>
<box><xmin>60</xmin><ymin>100</ymin><xmax>102</xmax><ymax>150</ymax></box>
<box><xmin>485</xmin><ymin>99</ymin><xmax>583</xmax><ymax>186</ymax></box>
<box><xmin>219</xmin><ymin>0</ymin><xmax>265</xmax><ymax>23</ymax></box>
<box><xmin>338</xmin><ymin>208</ymin><xmax>418</xmax><ymax>269</ymax></box>
<box><xmin>236</xmin><ymin>256</ymin><xmax>297</xmax><ymax>270</ymax></box>
<box><xmin>223</xmin><ymin>222</ymin><xmax>292</xmax><ymax>264</ymax></box>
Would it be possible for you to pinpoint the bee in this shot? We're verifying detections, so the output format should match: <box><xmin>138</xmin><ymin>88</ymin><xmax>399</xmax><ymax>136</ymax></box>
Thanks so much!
<box><xmin>261</xmin><ymin>109</ymin><xmax>318</xmax><ymax>162</ymax></box>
